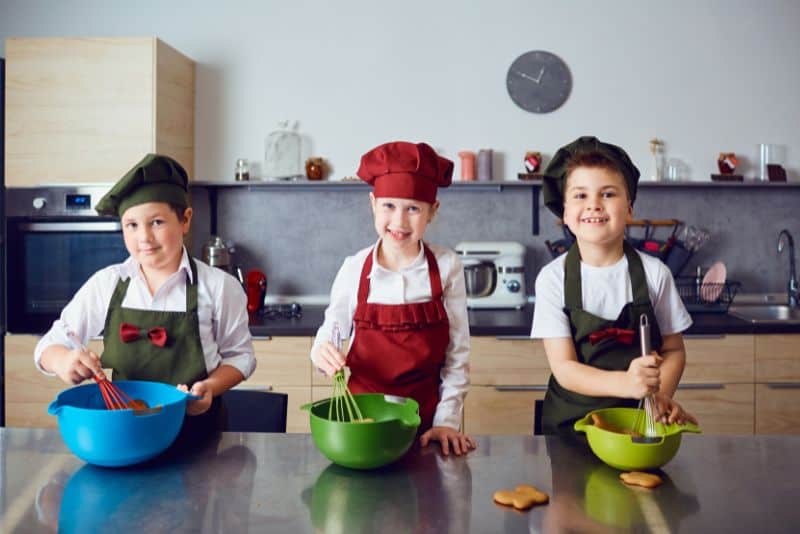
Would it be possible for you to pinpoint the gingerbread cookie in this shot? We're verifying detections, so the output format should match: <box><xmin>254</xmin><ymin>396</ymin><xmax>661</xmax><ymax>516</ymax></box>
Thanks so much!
<box><xmin>620</xmin><ymin>471</ymin><xmax>663</xmax><ymax>489</ymax></box>
<box><xmin>493</xmin><ymin>484</ymin><xmax>549</xmax><ymax>510</ymax></box>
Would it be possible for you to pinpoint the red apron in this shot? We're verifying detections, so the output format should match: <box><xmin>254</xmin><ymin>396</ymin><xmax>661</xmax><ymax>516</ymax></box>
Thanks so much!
<box><xmin>347</xmin><ymin>243</ymin><xmax>450</xmax><ymax>432</ymax></box>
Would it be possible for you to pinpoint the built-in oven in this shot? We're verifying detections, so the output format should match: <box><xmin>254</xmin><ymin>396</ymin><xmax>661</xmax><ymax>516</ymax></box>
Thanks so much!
<box><xmin>5</xmin><ymin>186</ymin><xmax>129</xmax><ymax>333</ymax></box>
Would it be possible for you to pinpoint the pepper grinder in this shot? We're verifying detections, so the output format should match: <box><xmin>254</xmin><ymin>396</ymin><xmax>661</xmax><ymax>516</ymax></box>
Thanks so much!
<box><xmin>477</xmin><ymin>149</ymin><xmax>493</xmax><ymax>181</ymax></box>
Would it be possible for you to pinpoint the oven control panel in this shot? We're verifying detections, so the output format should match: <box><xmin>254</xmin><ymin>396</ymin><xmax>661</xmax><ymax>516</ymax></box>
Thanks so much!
<box><xmin>6</xmin><ymin>185</ymin><xmax>114</xmax><ymax>217</ymax></box>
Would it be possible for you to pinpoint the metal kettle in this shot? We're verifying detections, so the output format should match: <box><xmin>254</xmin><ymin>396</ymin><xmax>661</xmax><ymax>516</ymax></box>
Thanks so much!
<box><xmin>202</xmin><ymin>235</ymin><xmax>233</xmax><ymax>273</ymax></box>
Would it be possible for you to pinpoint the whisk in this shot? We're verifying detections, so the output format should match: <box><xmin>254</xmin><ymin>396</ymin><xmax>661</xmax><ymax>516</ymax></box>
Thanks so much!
<box><xmin>327</xmin><ymin>323</ymin><xmax>365</xmax><ymax>422</ymax></box>
<box><xmin>66</xmin><ymin>330</ymin><xmax>146</xmax><ymax>411</ymax></box>
<box><xmin>632</xmin><ymin>314</ymin><xmax>661</xmax><ymax>443</ymax></box>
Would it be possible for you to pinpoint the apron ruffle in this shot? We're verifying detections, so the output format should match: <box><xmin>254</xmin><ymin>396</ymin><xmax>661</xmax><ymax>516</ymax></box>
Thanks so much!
<box><xmin>353</xmin><ymin>298</ymin><xmax>448</xmax><ymax>332</ymax></box>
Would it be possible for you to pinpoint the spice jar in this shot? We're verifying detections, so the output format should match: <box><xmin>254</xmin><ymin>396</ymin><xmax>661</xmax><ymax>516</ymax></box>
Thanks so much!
<box><xmin>305</xmin><ymin>157</ymin><xmax>326</xmax><ymax>180</ymax></box>
<box><xmin>235</xmin><ymin>159</ymin><xmax>250</xmax><ymax>181</ymax></box>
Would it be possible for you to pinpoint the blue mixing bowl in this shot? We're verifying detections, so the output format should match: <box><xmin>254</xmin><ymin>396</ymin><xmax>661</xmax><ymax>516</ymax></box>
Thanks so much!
<box><xmin>48</xmin><ymin>380</ymin><xmax>196</xmax><ymax>467</ymax></box>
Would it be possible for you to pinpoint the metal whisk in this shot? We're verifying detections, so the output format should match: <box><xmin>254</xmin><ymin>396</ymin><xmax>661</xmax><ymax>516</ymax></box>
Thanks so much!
<box><xmin>632</xmin><ymin>314</ymin><xmax>661</xmax><ymax>443</ymax></box>
<box><xmin>327</xmin><ymin>323</ymin><xmax>364</xmax><ymax>422</ymax></box>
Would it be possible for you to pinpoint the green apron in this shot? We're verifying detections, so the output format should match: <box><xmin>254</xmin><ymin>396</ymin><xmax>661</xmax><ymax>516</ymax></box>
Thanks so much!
<box><xmin>101</xmin><ymin>256</ymin><xmax>225</xmax><ymax>441</ymax></box>
<box><xmin>542</xmin><ymin>241</ymin><xmax>662</xmax><ymax>436</ymax></box>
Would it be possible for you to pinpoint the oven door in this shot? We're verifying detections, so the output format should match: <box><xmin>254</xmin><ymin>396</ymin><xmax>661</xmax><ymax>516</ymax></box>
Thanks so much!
<box><xmin>6</xmin><ymin>219</ymin><xmax>128</xmax><ymax>333</ymax></box>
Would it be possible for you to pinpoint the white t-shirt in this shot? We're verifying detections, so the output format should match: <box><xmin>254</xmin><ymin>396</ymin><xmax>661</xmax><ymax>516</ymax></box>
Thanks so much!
<box><xmin>531</xmin><ymin>250</ymin><xmax>692</xmax><ymax>339</ymax></box>
<box><xmin>311</xmin><ymin>239</ymin><xmax>470</xmax><ymax>430</ymax></box>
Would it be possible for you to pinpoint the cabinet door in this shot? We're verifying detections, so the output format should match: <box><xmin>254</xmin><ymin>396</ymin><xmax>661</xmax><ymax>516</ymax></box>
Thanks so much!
<box><xmin>682</xmin><ymin>335</ymin><xmax>754</xmax><ymax>383</ymax></box>
<box><xmin>755</xmin><ymin>334</ymin><xmax>800</xmax><ymax>383</ymax></box>
<box><xmin>755</xmin><ymin>384</ymin><xmax>800</xmax><ymax>435</ymax></box>
<box><xmin>249</xmin><ymin>337</ymin><xmax>312</xmax><ymax>433</ymax></box>
<box><xmin>470</xmin><ymin>337</ymin><xmax>550</xmax><ymax>386</ymax></box>
<box><xmin>4</xmin><ymin>335</ymin><xmax>103</xmax><ymax>428</ymax></box>
<box><xmin>464</xmin><ymin>386</ymin><xmax>545</xmax><ymax>435</ymax></box>
<box><xmin>674</xmin><ymin>383</ymin><xmax>754</xmax><ymax>435</ymax></box>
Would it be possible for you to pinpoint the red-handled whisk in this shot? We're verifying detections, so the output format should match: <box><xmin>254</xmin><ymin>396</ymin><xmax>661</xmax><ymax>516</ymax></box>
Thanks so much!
<box><xmin>66</xmin><ymin>331</ymin><xmax>145</xmax><ymax>410</ymax></box>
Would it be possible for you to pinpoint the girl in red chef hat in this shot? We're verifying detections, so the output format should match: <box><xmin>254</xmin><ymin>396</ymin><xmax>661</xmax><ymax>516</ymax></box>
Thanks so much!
<box><xmin>311</xmin><ymin>141</ymin><xmax>476</xmax><ymax>456</ymax></box>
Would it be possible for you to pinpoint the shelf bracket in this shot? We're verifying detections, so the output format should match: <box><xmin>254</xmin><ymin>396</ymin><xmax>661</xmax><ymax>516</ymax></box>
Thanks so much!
<box><xmin>208</xmin><ymin>187</ymin><xmax>218</xmax><ymax>236</ymax></box>
<box><xmin>531</xmin><ymin>186</ymin><xmax>540</xmax><ymax>235</ymax></box>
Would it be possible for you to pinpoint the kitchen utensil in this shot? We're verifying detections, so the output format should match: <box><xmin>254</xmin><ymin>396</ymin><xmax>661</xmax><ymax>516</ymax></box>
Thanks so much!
<box><xmin>65</xmin><ymin>330</ymin><xmax>147</xmax><ymax>411</ymax></box>
<box><xmin>574</xmin><ymin>407</ymin><xmax>701</xmax><ymax>470</ymax></box>
<box><xmin>301</xmin><ymin>393</ymin><xmax>420</xmax><ymax>469</ymax></box>
<box><xmin>700</xmin><ymin>261</ymin><xmax>727</xmax><ymax>302</ymax></box>
<box><xmin>328</xmin><ymin>323</ymin><xmax>365</xmax><ymax>422</ymax></box>
<box><xmin>202</xmin><ymin>236</ymin><xmax>233</xmax><ymax>272</ymax></box>
<box><xmin>462</xmin><ymin>260</ymin><xmax>496</xmax><ymax>298</ymax></box>
<box><xmin>632</xmin><ymin>314</ymin><xmax>660</xmax><ymax>444</ymax></box>
<box><xmin>245</xmin><ymin>269</ymin><xmax>267</xmax><ymax>313</ymax></box>
<box><xmin>48</xmin><ymin>380</ymin><xmax>200</xmax><ymax>467</ymax></box>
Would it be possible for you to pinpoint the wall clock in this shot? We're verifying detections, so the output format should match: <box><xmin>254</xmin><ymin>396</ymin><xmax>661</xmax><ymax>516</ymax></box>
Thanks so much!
<box><xmin>506</xmin><ymin>50</ymin><xmax>572</xmax><ymax>113</ymax></box>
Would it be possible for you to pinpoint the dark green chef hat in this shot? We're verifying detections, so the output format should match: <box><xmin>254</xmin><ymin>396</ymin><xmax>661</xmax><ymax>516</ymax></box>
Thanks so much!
<box><xmin>542</xmin><ymin>136</ymin><xmax>640</xmax><ymax>218</ymax></box>
<box><xmin>95</xmin><ymin>153</ymin><xmax>189</xmax><ymax>217</ymax></box>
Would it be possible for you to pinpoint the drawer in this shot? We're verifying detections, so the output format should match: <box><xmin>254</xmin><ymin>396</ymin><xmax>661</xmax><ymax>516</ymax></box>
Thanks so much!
<box><xmin>470</xmin><ymin>337</ymin><xmax>550</xmax><ymax>386</ymax></box>
<box><xmin>464</xmin><ymin>385</ymin><xmax>545</xmax><ymax>435</ymax></box>
<box><xmin>673</xmin><ymin>383</ymin><xmax>754</xmax><ymax>435</ymax></box>
<box><xmin>250</xmin><ymin>337</ymin><xmax>312</xmax><ymax>387</ymax></box>
<box><xmin>755</xmin><ymin>383</ymin><xmax>800</xmax><ymax>435</ymax></box>
<box><xmin>682</xmin><ymin>335</ymin><xmax>753</xmax><ymax>384</ymax></box>
<box><xmin>755</xmin><ymin>335</ymin><xmax>800</xmax><ymax>383</ymax></box>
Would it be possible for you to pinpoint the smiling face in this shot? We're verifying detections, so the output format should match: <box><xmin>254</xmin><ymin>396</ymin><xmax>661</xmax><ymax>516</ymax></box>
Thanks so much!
<box><xmin>121</xmin><ymin>202</ymin><xmax>192</xmax><ymax>276</ymax></box>
<box><xmin>370</xmin><ymin>193</ymin><xmax>438</xmax><ymax>256</ymax></box>
<box><xmin>563</xmin><ymin>166</ymin><xmax>632</xmax><ymax>253</ymax></box>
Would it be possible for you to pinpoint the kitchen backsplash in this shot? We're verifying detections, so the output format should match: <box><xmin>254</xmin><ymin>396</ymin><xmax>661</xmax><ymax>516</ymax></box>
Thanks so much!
<box><xmin>189</xmin><ymin>184</ymin><xmax>800</xmax><ymax>298</ymax></box>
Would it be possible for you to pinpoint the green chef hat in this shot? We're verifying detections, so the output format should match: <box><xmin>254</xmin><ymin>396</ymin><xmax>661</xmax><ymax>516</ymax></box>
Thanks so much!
<box><xmin>95</xmin><ymin>153</ymin><xmax>189</xmax><ymax>217</ymax></box>
<box><xmin>542</xmin><ymin>136</ymin><xmax>640</xmax><ymax>218</ymax></box>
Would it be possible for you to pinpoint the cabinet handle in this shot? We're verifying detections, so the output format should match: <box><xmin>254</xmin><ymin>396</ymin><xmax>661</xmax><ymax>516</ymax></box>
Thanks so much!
<box><xmin>677</xmin><ymin>383</ymin><xmax>725</xmax><ymax>390</ymax></box>
<box><xmin>765</xmin><ymin>383</ymin><xmax>800</xmax><ymax>390</ymax></box>
<box><xmin>251</xmin><ymin>336</ymin><xmax>273</xmax><ymax>341</ymax></box>
<box><xmin>683</xmin><ymin>334</ymin><xmax>726</xmax><ymax>340</ymax></box>
<box><xmin>232</xmin><ymin>385</ymin><xmax>274</xmax><ymax>392</ymax></box>
<box><xmin>495</xmin><ymin>335</ymin><xmax>533</xmax><ymax>341</ymax></box>
<box><xmin>494</xmin><ymin>385</ymin><xmax>548</xmax><ymax>392</ymax></box>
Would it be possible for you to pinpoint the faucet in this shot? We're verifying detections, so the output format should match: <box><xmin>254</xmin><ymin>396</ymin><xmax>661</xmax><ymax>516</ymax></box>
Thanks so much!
<box><xmin>778</xmin><ymin>229</ymin><xmax>798</xmax><ymax>308</ymax></box>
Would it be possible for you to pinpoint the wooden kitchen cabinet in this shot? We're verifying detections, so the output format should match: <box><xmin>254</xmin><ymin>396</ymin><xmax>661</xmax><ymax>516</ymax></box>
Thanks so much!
<box><xmin>465</xmin><ymin>337</ymin><xmax>548</xmax><ymax>435</ymax></box>
<box><xmin>755</xmin><ymin>335</ymin><xmax>800</xmax><ymax>435</ymax></box>
<box><xmin>5</xmin><ymin>37</ymin><xmax>194</xmax><ymax>186</ymax></box>
<box><xmin>4</xmin><ymin>334</ymin><xmax>103</xmax><ymax>428</ymax></box>
<box><xmin>249</xmin><ymin>337</ymin><xmax>313</xmax><ymax>433</ymax></box>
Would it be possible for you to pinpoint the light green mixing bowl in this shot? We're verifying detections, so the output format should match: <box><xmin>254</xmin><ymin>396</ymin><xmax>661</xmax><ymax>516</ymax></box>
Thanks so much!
<box><xmin>574</xmin><ymin>407</ymin><xmax>701</xmax><ymax>471</ymax></box>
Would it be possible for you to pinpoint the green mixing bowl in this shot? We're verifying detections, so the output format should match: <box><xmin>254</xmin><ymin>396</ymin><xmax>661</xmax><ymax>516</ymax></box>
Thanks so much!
<box><xmin>574</xmin><ymin>407</ymin><xmax>701</xmax><ymax>471</ymax></box>
<box><xmin>301</xmin><ymin>393</ymin><xmax>421</xmax><ymax>469</ymax></box>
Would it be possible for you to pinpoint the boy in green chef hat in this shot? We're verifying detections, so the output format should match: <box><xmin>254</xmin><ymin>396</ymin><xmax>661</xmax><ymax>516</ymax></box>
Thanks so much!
<box><xmin>531</xmin><ymin>136</ymin><xmax>697</xmax><ymax>436</ymax></box>
<box><xmin>35</xmin><ymin>154</ymin><xmax>256</xmax><ymax>434</ymax></box>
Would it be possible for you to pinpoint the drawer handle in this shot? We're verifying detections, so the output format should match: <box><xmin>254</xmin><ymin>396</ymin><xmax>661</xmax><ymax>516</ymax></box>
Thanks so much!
<box><xmin>677</xmin><ymin>383</ymin><xmax>725</xmax><ymax>390</ymax></box>
<box><xmin>683</xmin><ymin>334</ymin><xmax>726</xmax><ymax>340</ymax></box>
<box><xmin>231</xmin><ymin>385</ymin><xmax>274</xmax><ymax>392</ymax></box>
<box><xmin>765</xmin><ymin>383</ymin><xmax>800</xmax><ymax>390</ymax></box>
<box><xmin>494</xmin><ymin>385</ymin><xmax>548</xmax><ymax>392</ymax></box>
<box><xmin>495</xmin><ymin>335</ymin><xmax>534</xmax><ymax>340</ymax></box>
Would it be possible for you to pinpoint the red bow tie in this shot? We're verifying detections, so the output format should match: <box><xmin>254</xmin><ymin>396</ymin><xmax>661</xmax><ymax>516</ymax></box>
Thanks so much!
<box><xmin>119</xmin><ymin>322</ymin><xmax>168</xmax><ymax>347</ymax></box>
<box><xmin>588</xmin><ymin>327</ymin><xmax>635</xmax><ymax>346</ymax></box>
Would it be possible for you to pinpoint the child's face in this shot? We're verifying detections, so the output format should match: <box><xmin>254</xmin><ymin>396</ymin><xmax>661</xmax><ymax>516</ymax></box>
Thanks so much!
<box><xmin>121</xmin><ymin>202</ymin><xmax>192</xmax><ymax>273</ymax></box>
<box><xmin>562</xmin><ymin>166</ymin><xmax>632</xmax><ymax>247</ymax></box>
<box><xmin>370</xmin><ymin>194</ymin><xmax>438</xmax><ymax>253</ymax></box>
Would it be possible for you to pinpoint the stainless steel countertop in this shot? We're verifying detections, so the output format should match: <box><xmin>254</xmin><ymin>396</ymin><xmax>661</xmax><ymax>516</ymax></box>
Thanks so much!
<box><xmin>2</xmin><ymin>428</ymin><xmax>799</xmax><ymax>533</ymax></box>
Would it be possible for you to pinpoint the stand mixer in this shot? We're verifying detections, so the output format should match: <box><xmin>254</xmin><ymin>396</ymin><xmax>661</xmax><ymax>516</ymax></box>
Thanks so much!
<box><xmin>455</xmin><ymin>241</ymin><xmax>527</xmax><ymax>309</ymax></box>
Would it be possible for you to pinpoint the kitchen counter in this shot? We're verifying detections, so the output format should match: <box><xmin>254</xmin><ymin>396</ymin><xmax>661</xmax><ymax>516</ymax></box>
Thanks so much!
<box><xmin>248</xmin><ymin>303</ymin><xmax>800</xmax><ymax>337</ymax></box>
<box><xmin>2</xmin><ymin>428</ymin><xmax>798</xmax><ymax>533</ymax></box>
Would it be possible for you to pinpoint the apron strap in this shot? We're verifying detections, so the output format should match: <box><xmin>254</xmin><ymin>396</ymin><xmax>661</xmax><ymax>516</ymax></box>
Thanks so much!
<box><xmin>356</xmin><ymin>242</ymin><xmax>443</xmax><ymax>304</ymax></box>
<box><xmin>563</xmin><ymin>240</ymin><xmax>652</xmax><ymax>310</ymax></box>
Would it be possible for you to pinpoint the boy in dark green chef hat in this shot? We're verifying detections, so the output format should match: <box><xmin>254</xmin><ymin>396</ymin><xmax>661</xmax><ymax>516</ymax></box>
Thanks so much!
<box><xmin>35</xmin><ymin>153</ymin><xmax>256</xmax><ymax>435</ymax></box>
<box><xmin>531</xmin><ymin>137</ymin><xmax>697</xmax><ymax>436</ymax></box>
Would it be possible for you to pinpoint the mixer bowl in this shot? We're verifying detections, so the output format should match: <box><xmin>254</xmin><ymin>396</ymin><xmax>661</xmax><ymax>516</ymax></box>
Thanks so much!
<box><xmin>463</xmin><ymin>261</ymin><xmax>496</xmax><ymax>297</ymax></box>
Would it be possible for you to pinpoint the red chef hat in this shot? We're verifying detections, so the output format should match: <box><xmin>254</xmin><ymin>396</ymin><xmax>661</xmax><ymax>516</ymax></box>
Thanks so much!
<box><xmin>357</xmin><ymin>141</ymin><xmax>453</xmax><ymax>203</ymax></box>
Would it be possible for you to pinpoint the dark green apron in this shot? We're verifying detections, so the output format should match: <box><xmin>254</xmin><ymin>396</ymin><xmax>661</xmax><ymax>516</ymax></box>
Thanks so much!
<box><xmin>542</xmin><ymin>241</ymin><xmax>662</xmax><ymax>436</ymax></box>
<box><xmin>102</xmin><ymin>256</ymin><xmax>225</xmax><ymax>442</ymax></box>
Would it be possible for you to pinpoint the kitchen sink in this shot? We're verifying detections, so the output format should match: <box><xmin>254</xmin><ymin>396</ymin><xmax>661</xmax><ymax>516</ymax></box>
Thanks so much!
<box><xmin>728</xmin><ymin>304</ymin><xmax>800</xmax><ymax>324</ymax></box>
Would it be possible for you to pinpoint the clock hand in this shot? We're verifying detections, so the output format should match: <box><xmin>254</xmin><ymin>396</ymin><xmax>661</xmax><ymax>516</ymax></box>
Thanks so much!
<box><xmin>533</xmin><ymin>67</ymin><xmax>545</xmax><ymax>84</ymax></box>
<box><xmin>513</xmin><ymin>70</ymin><xmax>541</xmax><ymax>84</ymax></box>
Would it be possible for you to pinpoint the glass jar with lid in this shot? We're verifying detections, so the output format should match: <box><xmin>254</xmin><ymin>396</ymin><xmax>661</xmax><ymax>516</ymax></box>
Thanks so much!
<box><xmin>235</xmin><ymin>158</ymin><xmax>250</xmax><ymax>181</ymax></box>
<box><xmin>264</xmin><ymin>120</ymin><xmax>302</xmax><ymax>180</ymax></box>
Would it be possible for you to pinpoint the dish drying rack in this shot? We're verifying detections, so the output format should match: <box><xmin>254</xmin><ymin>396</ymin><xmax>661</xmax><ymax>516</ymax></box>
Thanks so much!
<box><xmin>675</xmin><ymin>276</ymin><xmax>741</xmax><ymax>313</ymax></box>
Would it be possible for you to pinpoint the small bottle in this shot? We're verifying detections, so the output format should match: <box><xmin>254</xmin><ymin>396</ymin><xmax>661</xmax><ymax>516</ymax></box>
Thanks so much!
<box><xmin>648</xmin><ymin>139</ymin><xmax>665</xmax><ymax>182</ymax></box>
<box><xmin>235</xmin><ymin>158</ymin><xmax>250</xmax><ymax>181</ymax></box>
<box><xmin>458</xmin><ymin>151</ymin><xmax>476</xmax><ymax>181</ymax></box>
<box><xmin>477</xmin><ymin>149</ymin><xmax>493</xmax><ymax>181</ymax></box>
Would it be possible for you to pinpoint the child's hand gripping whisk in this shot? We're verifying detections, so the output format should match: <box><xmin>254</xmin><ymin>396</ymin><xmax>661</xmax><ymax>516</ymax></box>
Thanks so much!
<box><xmin>327</xmin><ymin>323</ymin><xmax>365</xmax><ymax>422</ymax></box>
<box><xmin>632</xmin><ymin>314</ymin><xmax>661</xmax><ymax>443</ymax></box>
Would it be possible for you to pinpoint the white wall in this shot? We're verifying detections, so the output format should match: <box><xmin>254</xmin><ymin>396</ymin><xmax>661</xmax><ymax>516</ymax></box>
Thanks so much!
<box><xmin>2</xmin><ymin>0</ymin><xmax>799</xmax><ymax>182</ymax></box>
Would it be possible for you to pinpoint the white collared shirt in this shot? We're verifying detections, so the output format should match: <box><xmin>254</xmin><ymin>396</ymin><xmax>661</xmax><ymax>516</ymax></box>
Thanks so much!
<box><xmin>35</xmin><ymin>248</ymin><xmax>256</xmax><ymax>381</ymax></box>
<box><xmin>312</xmin><ymin>239</ymin><xmax>470</xmax><ymax>430</ymax></box>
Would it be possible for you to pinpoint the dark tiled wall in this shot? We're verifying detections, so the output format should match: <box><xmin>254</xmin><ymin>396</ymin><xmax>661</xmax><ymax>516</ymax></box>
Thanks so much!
<box><xmin>190</xmin><ymin>185</ymin><xmax>800</xmax><ymax>297</ymax></box>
